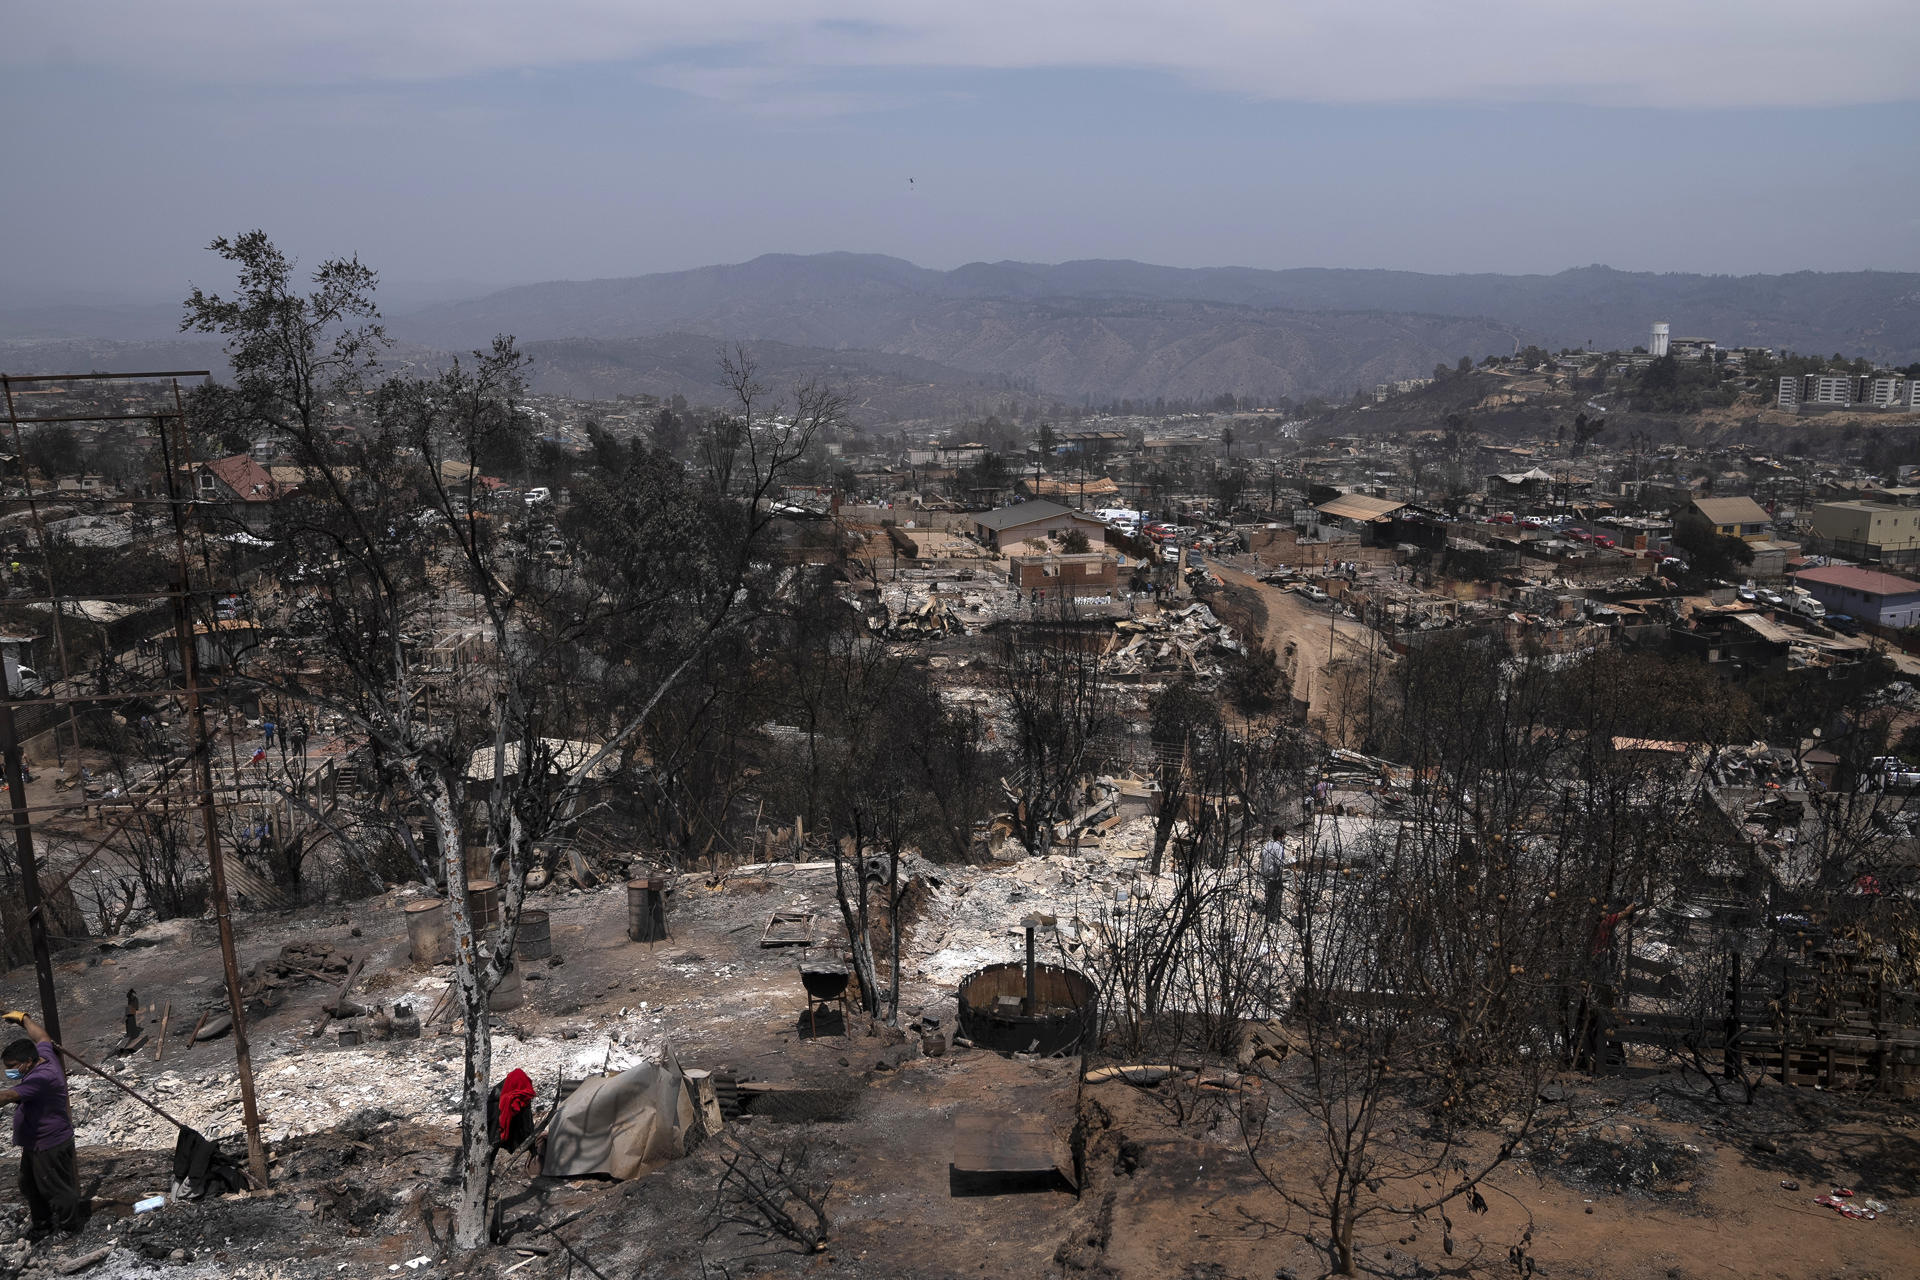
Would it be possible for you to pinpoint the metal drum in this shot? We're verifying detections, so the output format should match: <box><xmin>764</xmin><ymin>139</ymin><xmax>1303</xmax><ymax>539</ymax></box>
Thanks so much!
<box><xmin>404</xmin><ymin>899</ymin><xmax>450</xmax><ymax>964</ymax></box>
<box><xmin>627</xmin><ymin>877</ymin><xmax>667</xmax><ymax>942</ymax></box>
<box><xmin>516</xmin><ymin>909</ymin><xmax>551</xmax><ymax>960</ymax></box>
<box><xmin>466</xmin><ymin>879</ymin><xmax>500</xmax><ymax>930</ymax></box>
<box><xmin>488</xmin><ymin>963</ymin><xmax>524</xmax><ymax>1011</ymax></box>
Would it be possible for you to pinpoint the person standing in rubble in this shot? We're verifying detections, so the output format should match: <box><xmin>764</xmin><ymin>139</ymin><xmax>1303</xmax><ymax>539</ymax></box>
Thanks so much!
<box><xmin>0</xmin><ymin>1011</ymin><xmax>87</xmax><ymax>1239</ymax></box>
<box><xmin>1259</xmin><ymin>825</ymin><xmax>1291</xmax><ymax>923</ymax></box>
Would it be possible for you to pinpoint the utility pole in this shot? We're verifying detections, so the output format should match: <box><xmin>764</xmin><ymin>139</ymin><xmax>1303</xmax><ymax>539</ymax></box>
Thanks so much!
<box><xmin>0</xmin><ymin>689</ymin><xmax>59</xmax><ymax>1043</ymax></box>
<box><xmin>161</xmin><ymin>384</ymin><xmax>268</xmax><ymax>1189</ymax></box>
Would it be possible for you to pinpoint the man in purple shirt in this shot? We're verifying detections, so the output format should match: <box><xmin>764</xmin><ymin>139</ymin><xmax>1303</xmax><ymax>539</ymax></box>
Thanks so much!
<box><xmin>0</xmin><ymin>1013</ymin><xmax>86</xmax><ymax>1239</ymax></box>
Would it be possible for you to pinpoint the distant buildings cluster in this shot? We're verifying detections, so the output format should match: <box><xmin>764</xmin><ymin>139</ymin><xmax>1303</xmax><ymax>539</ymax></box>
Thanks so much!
<box><xmin>1776</xmin><ymin>374</ymin><xmax>1920</xmax><ymax>412</ymax></box>
<box><xmin>1372</xmin><ymin>378</ymin><xmax>1433</xmax><ymax>403</ymax></box>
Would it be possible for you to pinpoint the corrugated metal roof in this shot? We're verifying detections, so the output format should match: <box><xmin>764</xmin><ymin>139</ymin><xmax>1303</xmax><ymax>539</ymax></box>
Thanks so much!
<box><xmin>1729</xmin><ymin>611</ymin><xmax>1793</xmax><ymax>643</ymax></box>
<box><xmin>1795</xmin><ymin>564</ymin><xmax>1920</xmax><ymax>597</ymax></box>
<box><xmin>973</xmin><ymin>500</ymin><xmax>1076</xmax><ymax>530</ymax></box>
<box><xmin>1316</xmin><ymin>494</ymin><xmax>1405</xmax><ymax>522</ymax></box>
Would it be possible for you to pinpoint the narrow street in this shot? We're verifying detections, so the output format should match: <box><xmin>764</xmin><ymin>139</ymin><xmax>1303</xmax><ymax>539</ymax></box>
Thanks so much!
<box><xmin>1212</xmin><ymin>560</ymin><xmax>1388</xmax><ymax>743</ymax></box>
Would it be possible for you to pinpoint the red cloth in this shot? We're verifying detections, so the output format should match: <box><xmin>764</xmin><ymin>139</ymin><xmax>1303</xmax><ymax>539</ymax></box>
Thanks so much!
<box><xmin>497</xmin><ymin>1068</ymin><xmax>534</xmax><ymax>1142</ymax></box>
<box><xmin>1590</xmin><ymin>910</ymin><xmax>1630</xmax><ymax>957</ymax></box>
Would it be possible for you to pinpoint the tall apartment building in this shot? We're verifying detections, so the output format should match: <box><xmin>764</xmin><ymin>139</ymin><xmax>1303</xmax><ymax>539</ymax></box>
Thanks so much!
<box><xmin>1809</xmin><ymin>375</ymin><xmax>1855</xmax><ymax>405</ymax></box>
<box><xmin>1777</xmin><ymin>376</ymin><xmax>1800</xmax><ymax>409</ymax></box>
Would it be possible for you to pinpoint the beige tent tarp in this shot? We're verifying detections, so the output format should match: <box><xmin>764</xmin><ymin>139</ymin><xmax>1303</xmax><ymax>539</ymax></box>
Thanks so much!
<box><xmin>543</xmin><ymin>1055</ymin><xmax>694</xmax><ymax>1180</ymax></box>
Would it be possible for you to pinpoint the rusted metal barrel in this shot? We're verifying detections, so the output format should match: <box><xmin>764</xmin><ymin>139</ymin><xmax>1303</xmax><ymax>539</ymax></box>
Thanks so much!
<box><xmin>488</xmin><ymin>963</ymin><xmax>524</xmax><ymax>1011</ymax></box>
<box><xmin>627</xmin><ymin>877</ymin><xmax>666</xmax><ymax>943</ymax></box>
<box><xmin>516</xmin><ymin>909</ymin><xmax>552</xmax><ymax>960</ymax></box>
<box><xmin>466</xmin><ymin>879</ymin><xmax>500</xmax><ymax>931</ymax></box>
<box><xmin>404</xmin><ymin>899</ymin><xmax>450</xmax><ymax>964</ymax></box>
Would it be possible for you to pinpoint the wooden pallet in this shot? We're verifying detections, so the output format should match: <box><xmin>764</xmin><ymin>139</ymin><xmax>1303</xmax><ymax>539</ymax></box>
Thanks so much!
<box><xmin>760</xmin><ymin>909</ymin><xmax>816</xmax><ymax>948</ymax></box>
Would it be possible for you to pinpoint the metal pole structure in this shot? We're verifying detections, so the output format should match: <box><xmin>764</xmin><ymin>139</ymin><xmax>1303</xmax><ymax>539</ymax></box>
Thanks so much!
<box><xmin>1</xmin><ymin>378</ymin><xmax>83</xmax><ymax>764</ymax></box>
<box><xmin>0</xmin><ymin>699</ymin><xmax>60</xmax><ymax>1044</ymax></box>
<box><xmin>0</xmin><ymin>380</ymin><xmax>63</xmax><ymax>1040</ymax></box>
<box><xmin>162</xmin><ymin>380</ymin><xmax>268</xmax><ymax>1188</ymax></box>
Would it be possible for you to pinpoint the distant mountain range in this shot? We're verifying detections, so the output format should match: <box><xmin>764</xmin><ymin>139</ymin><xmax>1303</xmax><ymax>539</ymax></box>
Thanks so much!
<box><xmin>5</xmin><ymin>255</ymin><xmax>1916</xmax><ymax>419</ymax></box>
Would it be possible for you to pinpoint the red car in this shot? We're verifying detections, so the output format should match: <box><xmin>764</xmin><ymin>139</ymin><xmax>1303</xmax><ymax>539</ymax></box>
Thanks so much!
<box><xmin>1489</xmin><ymin>513</ymin><xmax>1515</xmax><ymax>525</ymax></box>
<box><xmin>1593</xmin><ymin>535</ymin><xmax>1616</xmax><ymax>549</ymax></box>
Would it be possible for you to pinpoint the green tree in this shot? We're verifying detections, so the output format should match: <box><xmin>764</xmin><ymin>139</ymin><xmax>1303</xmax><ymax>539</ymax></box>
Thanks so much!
<box><xmin>1671</xmin><ymin>508</ymin><xmax>1755</xmax><ymax>584</ymax></box>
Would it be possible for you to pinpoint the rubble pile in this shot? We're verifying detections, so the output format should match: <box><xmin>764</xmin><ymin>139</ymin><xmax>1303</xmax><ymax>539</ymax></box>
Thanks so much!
<box><xmin>1106</xmin><ymin>603</ymin><xmax>1240</xmax><ymax>677</ymax></box>
<box><xmin>1526</xmin><ymin>1119</ymin><xmax>1704</xmax><ymax>1196</ymax></box>
<box><xmin>238</xmin><ymin>941</ymin><xmax>356</xmax><ymax>1005</ymax></box>
<box><xmin>912</xmin><ymin>843</ymin><xmax>1179</xmax><ymax>986</ymax></box>
<box><xmin>74</xmin><ymin>977</ymin><xmax>671</xmax><ymax>1152</ymax></box>
<box><xmin>869</xmin><ymin>586</ymin><xmax>965</xmax><ymax>638</ymax></box>
<box><xmin>0</xmin><ymin>1209</ymin><xmax>28</xmax><ymax>1280</ymax></box>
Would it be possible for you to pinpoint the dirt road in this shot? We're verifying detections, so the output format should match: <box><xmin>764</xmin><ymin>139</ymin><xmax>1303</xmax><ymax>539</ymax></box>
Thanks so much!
<box><xmin>1212</xmin><ymin>561</ymin><xmax>1388</xmax><ymax>742</ymax></box>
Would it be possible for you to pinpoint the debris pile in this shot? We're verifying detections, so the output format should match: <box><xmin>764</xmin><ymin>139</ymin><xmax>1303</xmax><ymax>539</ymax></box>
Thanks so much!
<box><xmin>1526</xmin><ymin>1120</ymin><xmax>1702</xmax><ymax>1196</ymax></box>
<box><xmin>238</xmin><ymin>941</ymin><xmax>355</xmax><ymax>1004</ymax></box>
<box><xmin>869</xmin><ymin>586</ymin><xmax>964</xmax><ymax>638</ymax></box>
<box><xmin>1105</xmin><ymin>604</ymin><xmax>1240</xmax><ymax>677</ymax></box>
<box><xmin>913</xmin><ymin>846</ymin><xmax>1180</xmax><ymax>986</ymax></box>
<box><xmin>72</xmin><ymin>1019</ymin><xmax>666</xmax><ymax>1152</ymax></box>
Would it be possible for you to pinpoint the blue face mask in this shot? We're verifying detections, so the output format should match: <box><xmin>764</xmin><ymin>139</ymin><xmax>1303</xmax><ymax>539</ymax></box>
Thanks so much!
<box><xmin>4</xmin><ymin>1069</ymin><xmax>20</xmax><ymax>1081</ymax></box>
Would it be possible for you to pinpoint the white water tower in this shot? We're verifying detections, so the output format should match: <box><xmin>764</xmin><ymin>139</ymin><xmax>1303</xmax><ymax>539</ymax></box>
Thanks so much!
<box><xmin>1650</xmin><ymin>322</ymin><xmax>1670</xmax><ymax>357</ymax></box>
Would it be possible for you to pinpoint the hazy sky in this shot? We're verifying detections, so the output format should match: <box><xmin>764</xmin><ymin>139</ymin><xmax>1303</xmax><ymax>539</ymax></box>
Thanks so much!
<box><xmin>4</xmin><ymin>1</ymin><xmax>1917</xmax><ymax>305</ymax></box>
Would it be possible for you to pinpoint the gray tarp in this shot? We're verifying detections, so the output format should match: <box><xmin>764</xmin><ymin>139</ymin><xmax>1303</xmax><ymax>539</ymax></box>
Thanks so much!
<box><xmin>543</xmin><ymin>1054</ymin><xmax>694</xmax><ymax>1180</ymax></box>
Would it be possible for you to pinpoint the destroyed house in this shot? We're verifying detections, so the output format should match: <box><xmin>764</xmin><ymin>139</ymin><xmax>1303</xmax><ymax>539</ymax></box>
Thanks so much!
<box><xmin>1487</xmin><ymin>467</ymin><xmax>1554</xmax><ymax>499</ymax></box>
<box><xmin>1019</xmin><ymin>475</ymin><xmax>1120</xmax><ymax>505</ymax></box>
<box><xmin>970</xmin><ymin>500</ymin><xmax>1107</xmax><ymax>552</ymax></box>
<box><xmin>1667</xmin><ymin>609</ymin><xmax>1789</xmax><ymax>671</ymax></box>
<box><xmin>1007</xmin><ymin>552</ymin><xmax>1117</xmax><ymax>601</ymax></box>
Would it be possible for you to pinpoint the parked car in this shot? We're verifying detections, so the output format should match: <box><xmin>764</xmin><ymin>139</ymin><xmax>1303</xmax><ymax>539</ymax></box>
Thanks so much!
<box><xmin>1593</xmin><ymin>535</ymin><xmax>1616</xmax><ymax>549</ymax></box>
<box><xmin>1757</xmin><ymin>589</ymin><xmax>1785</xmax><ymax>608</ymax></box>
<box><xmin>1786</xmin><ymin>593</ymin><xmax>1826</xmax><ymax>621</ymax></box>
<box><xmin>1737</xmin><ymin>585</ymin><xmax>1758</xmax><ymax>603</ymax></box>
<box><xmin>1299</xmin><ymin>586</ymin><xmax>1330</xmax><ymax>603</ymax></box>
<box><xmin>1826</xmin><ymin>613</ymin><xmax>1860</xmax><ymax>635</ymax></box>
<box><xmin>1868</xmin><ymin>757</ymin><xmax>1920</xmax><ymax>790</ymax></box>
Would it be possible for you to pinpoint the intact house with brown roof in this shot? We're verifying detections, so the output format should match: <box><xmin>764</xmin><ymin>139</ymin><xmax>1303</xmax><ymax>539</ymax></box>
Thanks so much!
<box><xmin>191</xmin><ymin>454</ymin><xmax>288</xmax><ymax>533</ymax></box>
<box><xmin>1792</xmin><ymin>564</ymin><xmax>1920</xmax><ymax>628</ymax></box>
<box><xmin>1687</xmin><ymin>496</ymin><xmax>1773</xmax><ymax>542</ymax></box>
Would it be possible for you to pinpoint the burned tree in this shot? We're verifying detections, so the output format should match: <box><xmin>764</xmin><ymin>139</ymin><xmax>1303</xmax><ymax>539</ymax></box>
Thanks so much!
<box><xmin>183</xmin><ymin>231</ymin><xmax>830</xmax><ymax>1249</ymax></box>
<box><xmin>996</xmin><ymin>602</ymin><xmax>1118</xmax><ymax>856</ymax></box>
